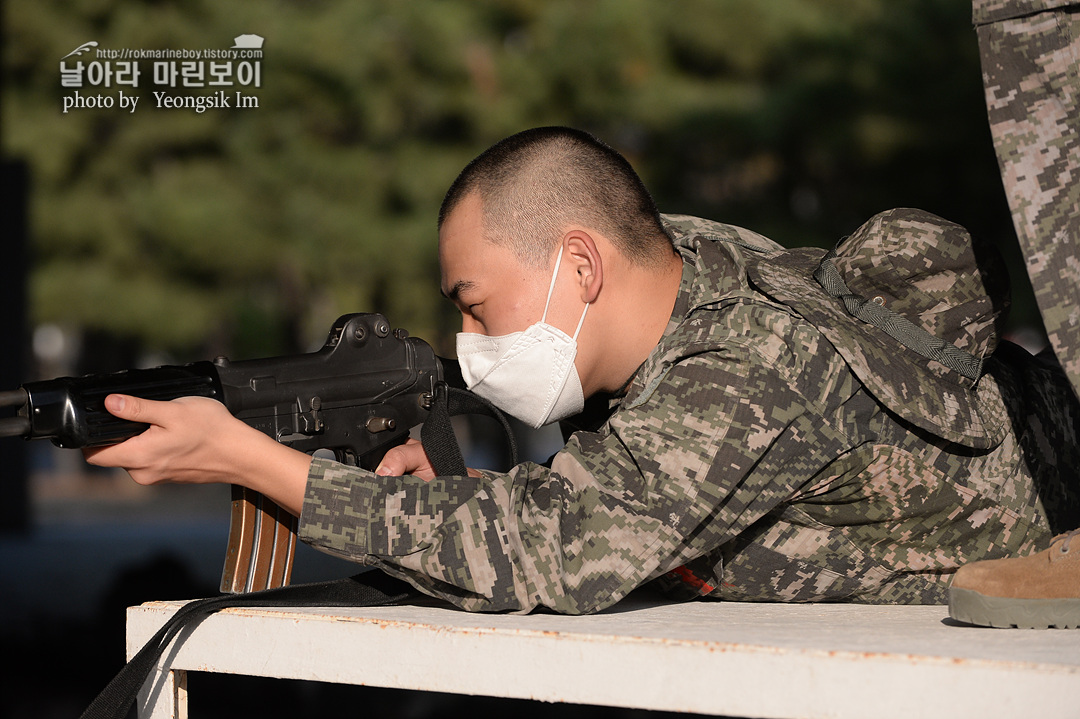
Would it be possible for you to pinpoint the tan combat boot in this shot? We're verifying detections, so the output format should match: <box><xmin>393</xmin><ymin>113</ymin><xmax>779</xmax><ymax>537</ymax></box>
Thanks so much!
<box><xmin>948</xmin><ymin>529</ymin><xmax>1080</xmax><ymax>628</ymax></box>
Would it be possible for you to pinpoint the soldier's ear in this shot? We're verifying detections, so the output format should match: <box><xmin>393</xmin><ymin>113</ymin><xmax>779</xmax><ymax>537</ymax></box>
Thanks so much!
<box><xmin>563</xmin><ymin>231</ymin><xmax>603</xmax><ymax>304</ymax></box>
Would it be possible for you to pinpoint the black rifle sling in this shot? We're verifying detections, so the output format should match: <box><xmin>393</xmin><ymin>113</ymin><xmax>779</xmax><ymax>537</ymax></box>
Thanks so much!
<box><xmin>82</xmin><ymin>382</ymin><xmax>518</xmax><ymax>719</ymax></box>
<box><xmin>421</xmin><ymin>382</ymin><xmax>520</xmax><ymax>475</ymax></box>
<box><xmin>80</xmin><ymin>572</ymin><xmax>412</xmax><ymax>719</ymax></box>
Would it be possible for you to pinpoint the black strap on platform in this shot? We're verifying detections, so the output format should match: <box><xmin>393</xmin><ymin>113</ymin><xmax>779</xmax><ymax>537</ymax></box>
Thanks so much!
<box><xmin>80</xmin><ymin>572</ymin><xmax>413</xmax><ymax>719</ymax></box>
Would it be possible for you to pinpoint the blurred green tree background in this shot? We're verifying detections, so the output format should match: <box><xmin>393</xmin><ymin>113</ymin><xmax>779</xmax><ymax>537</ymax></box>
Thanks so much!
<box><xmin>2</xmin><ymin>0</ymin><xmax>1033</xmax><ymax>365</ymax></box>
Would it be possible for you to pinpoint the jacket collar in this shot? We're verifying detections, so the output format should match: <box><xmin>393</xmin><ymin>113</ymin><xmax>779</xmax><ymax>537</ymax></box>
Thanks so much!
<box><xmin>622</xmin><ymin>215</ymin><xmax>779</xmax><ymax>409</ymax></box>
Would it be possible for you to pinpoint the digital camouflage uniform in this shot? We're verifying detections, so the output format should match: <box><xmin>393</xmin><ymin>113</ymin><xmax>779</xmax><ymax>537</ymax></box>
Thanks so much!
<box><xmin>974</xmin><ymin>0</ymin><xmax>1080</xmax><ymax>396</ymax></box>
<box><xmin>300</xmin><ymin>211</ymin><xmax>1080</xmax><ymax>614</ymax></box>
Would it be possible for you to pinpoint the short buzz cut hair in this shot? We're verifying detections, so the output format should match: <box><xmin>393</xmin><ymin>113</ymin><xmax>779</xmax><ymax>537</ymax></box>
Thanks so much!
<box><xmin>438</xmin><ymin>126</ymin><xmax>675</xmax><ymax>268</ymax></box>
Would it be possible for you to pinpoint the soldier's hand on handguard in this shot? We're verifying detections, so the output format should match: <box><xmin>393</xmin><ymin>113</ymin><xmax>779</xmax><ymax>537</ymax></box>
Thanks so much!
<box><xmin>375</xmin><ymin>437</ymin><xmax>481</xmax><ymax>480</ymax></box>
<box><xmin>83</xmin><ymin>393</ymin><xmax>311</xmax><ymax>515</ymax></box>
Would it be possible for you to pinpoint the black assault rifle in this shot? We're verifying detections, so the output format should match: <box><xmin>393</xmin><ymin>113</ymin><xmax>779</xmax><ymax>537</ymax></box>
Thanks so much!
<box><xmin>0</xmin><ymin>312</ymin><xmax>484</xmax><ymax>593</ymax></box>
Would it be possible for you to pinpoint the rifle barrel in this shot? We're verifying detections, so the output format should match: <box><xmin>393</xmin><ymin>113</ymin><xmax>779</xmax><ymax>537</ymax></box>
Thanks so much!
<box><xmin>0</xmin><ymin>388</ymin><xmax>27</xmax><ymax>408</ymax></box>
<box><xmin>0</xmin><ymin>389</ymin><xmax>29</xmax><ymax>438</ymax></box>
<box><xmin>0</xmin><ymin>416</ymin><xmax>30</xmax><ymax>438</ymax></box>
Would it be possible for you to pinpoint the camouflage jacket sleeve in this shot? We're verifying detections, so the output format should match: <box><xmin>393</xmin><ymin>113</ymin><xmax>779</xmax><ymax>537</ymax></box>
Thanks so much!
<box><xmin>972</xmin><ymin>0</ymin><xmax>1078</xmax><ymax>25</ymax></box>
<box><xmin>299</xmin><ymin>225</ymin><xmax>856</xmax><ymax>614</ymax></box>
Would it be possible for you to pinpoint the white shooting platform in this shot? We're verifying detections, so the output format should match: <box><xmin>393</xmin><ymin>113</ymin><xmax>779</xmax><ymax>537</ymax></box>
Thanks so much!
<box><xmin>126</xmin><ymin>594</ymin><xmax>1080</xmax><ymax>719</ymax></box>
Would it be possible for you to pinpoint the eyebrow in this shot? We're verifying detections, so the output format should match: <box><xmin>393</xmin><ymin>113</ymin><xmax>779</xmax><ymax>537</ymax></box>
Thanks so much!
<box><xmin>442</xmin><ymin>279</ymin><xmax>478</xmax><ymax>303</ymax></box>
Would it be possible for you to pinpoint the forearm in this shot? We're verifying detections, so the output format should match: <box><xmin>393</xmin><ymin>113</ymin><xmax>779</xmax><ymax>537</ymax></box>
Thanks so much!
<box><xmin>299</xmin><ymin>457</ymin><xmax>534</xmax><ymax>609</ymax></box>
<box><xmin>227</xmin><ymin>425</ymin><xmax>312</xmax><ymax>516</ymax></box>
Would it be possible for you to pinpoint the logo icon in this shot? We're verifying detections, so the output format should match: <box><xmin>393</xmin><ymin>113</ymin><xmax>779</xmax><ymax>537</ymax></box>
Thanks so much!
<box><xmin>231</xmin><ymin>34</ymin><xmax>264</xmax><ymax>50</ymax></box>
<box><xmin>62</xmin><ymin>41</ymin><xmax>98</xmax><ymax>60</ymax></box>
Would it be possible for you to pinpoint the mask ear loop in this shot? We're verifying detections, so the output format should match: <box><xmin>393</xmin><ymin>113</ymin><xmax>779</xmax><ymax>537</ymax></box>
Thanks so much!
<box><xmin>570</xmin><ymin>299</ymin><xmax>589</xmax><ymax>341</ymax></box>
<box><xmin>540</xmin><ymin>245</ymin><xmax>565</xmax><ymax>324</ymax></box>
<box><xmin>540</xmin><ymin>244</ymin><xmax>591</xmax><ymax>340</ymax></box>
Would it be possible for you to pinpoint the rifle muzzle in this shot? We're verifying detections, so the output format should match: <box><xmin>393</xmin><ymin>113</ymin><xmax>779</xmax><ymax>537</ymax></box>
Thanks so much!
<box><xmin>0</xmin><ymin>388</ymin><xmax>30</xmax><ymax>438</ymax></box>
<box><xmin>0</xmin><ymin>388</ymin><xmax>27</xmax><ymax>408</ymax></box>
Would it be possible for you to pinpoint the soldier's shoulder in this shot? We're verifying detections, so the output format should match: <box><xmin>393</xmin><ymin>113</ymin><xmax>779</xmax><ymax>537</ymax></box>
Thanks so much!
<box><xmin>661</xmin><ymin>213</ymin><xmax>783</xmax><ymax>254</ymax></box>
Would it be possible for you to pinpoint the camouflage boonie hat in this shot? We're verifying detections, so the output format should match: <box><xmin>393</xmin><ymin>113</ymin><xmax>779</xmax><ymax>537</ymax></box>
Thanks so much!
<box><xmin>748</xmin><ymin>208</ymin><xmax>1011</xmax><ymax>448</ymax></box>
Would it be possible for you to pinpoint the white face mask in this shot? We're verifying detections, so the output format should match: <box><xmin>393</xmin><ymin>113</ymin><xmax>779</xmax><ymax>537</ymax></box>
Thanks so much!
<box><xmin>455</xmin><ymin>245</ymin><xmax>589</xmax><ymax>429</ymax></box>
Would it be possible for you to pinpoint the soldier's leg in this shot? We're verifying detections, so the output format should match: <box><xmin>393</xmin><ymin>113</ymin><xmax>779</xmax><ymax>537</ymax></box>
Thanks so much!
<box><xmin>950</xmin><ymin>7</ymin><xmax>1080</xmax><ymax>627</ymax></box>
<box><xmin>977</xmin><ymin>7</ymin><xmax>1080</xmax><ymax>396</ymax></box>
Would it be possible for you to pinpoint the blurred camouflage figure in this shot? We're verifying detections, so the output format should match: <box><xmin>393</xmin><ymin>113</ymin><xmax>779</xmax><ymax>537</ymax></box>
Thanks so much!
<box><xmin>975</xmin><ymin>0</ymin><xmax>1080</xmax><ymax>394</ymax></box>
<box><xmin>300</xmin><ymin>129</ymin><xmax>1080</xmax><ymax>613</ymax></box>
<box><xmin>947</xmin><ymin>1</ymin><xmax>1080</xmax><ymax>628</ymax></box>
